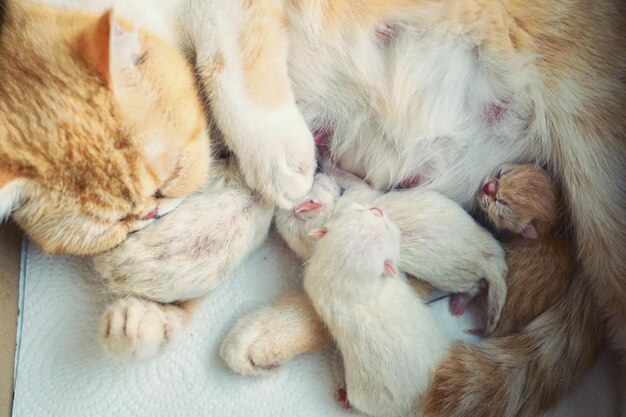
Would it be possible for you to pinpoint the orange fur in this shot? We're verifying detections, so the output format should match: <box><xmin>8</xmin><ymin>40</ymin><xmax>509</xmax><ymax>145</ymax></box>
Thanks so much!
<box><xmin>479</xmin><ymin>164</ymin><xmax>575</xmax><ymax>337</ymax></box>
<box><xmin>422</xmin><ymin>270</ymin><xmax>603</xmax><ymax>417</ymax></box>
<box><xmin>0</xmin><ymin>2</ymin><xmax>209</xmax><ymax>255</ymax></box>
<box><xmin>240</xmin><ymin>0</ymin><xmax>290</xmax><ymax>108</ymax></box>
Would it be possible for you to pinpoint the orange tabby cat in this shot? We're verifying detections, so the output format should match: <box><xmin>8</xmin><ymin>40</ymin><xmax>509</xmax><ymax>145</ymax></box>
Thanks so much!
<box><xmin>478</xmin><ymin>164</ymin><xmax>574</xmax><ymax>337</ymax></box>
<box><xmin>0</xmin><ymin>2</ymin><xmax>209</xmax><ymax>255</ymax></box>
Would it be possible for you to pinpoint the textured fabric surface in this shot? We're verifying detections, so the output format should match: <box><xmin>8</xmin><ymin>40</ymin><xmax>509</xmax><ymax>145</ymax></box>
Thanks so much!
<box><xmin>13</xmin><ymin>231</ymin><xmax>619</xmax><ymax>417</ymax></box>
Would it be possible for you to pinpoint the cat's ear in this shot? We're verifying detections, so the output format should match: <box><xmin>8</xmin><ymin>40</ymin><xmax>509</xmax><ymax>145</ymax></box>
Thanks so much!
<box><xmin>78</xmin><ymin>10</ymin><xmax>141</xmax><ymax>88</ymax></box>
<box><xmin>520</xmin><ymin>223</ymin><xmax>538</xmax><ymax>239</ymax></box>
<box><xmin>0</xmin><ymin>173</ymin><xmax>25</xmax><ymax>222</ymax></box>
<box><xmin>308</xmin><ymin>228</ymin><xmax>327</xmax><ymax>239</ymax></box>
<box><xmin>384</xmin><ymin>261</ymin><xmax>398</xmax><ymax>276</ymax></box>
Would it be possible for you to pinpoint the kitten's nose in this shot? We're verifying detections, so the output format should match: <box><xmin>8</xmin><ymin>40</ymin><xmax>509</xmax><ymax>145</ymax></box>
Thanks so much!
<box><xmin>370</xmin><ymin>207</ymin><xmax>384</xmax><ymax>217</ymax></box>
<box><xmin>482</xmin><ymin>181</ymin><xmax>497</xmax><ymax>197</ymax></box>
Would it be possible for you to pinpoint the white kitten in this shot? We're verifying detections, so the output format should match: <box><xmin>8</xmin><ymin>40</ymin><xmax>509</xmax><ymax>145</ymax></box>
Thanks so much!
<box><xmin>304</xmin><ymin>204</ymin><xmax>449</xmax><ymax>417</ymax></box>
<box><xmin>277</xmin><ymin>167</ymin><xmax>507</xmax><ymax>334</ymax></box>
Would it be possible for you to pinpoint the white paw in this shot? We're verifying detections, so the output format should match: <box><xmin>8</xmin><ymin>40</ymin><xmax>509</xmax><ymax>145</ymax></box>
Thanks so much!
<box><xmin>99</xmin><ymin>297</ymin><xmax>182</xmax><ymax>361</ymax></box>
<box><xmin>238</xmin><ymin>113</ymin><xmax>316</xmax><ymax>209</ymax></box>
<box><xmin>220</xmin><ymin>309</ymin><xmax>292</xmax><ymax>376</ymax></box>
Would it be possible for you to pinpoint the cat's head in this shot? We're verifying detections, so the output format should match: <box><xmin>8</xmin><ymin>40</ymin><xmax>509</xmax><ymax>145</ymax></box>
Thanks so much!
<box><xmin>478</xmin><ymin>164</ymin><xmax>560</xmax><ymax>238</ymax></box>
<box><xmin>0</xmin><ymin>6</ymin><xmax>209</xmax><ymax>255</ymax></box>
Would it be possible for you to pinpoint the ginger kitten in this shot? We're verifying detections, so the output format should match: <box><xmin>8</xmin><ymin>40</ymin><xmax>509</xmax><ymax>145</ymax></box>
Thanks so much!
<box><xmin>478</xmin><ymin>164</ymin><xmax>573</xmax><ymax>337</ymax></box>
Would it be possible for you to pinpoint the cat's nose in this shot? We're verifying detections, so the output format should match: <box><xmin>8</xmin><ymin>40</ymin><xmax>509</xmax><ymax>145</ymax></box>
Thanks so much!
<box><xmin>482</xmin><ymin>181</ymin><xmax>497</xmax><ymax>197</ymax></box>
<box><xmin>370</xmin><ymin>207</ymin><xmax>384</xmax><ymax>217</ymax></box>
<box><xmin>141</xmin><ymin>207</ymin><xmax>158</xmax><ymax>220</ymax></box>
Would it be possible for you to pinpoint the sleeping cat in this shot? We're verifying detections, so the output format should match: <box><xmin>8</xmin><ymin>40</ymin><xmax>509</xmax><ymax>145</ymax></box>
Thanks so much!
<box><xmin>95</xmin><ymin>158</ymin><xmax>274</xmax><ymax>360</ymax></box>
<box><xmin>273</xmin><ymin>165</ymin><xmax>507</xmax><ymax>334</ymax></box>
<box><xmin>478</xmin><ymin>164</ymin><xmax>574</xmax><ymax>336</ymax></box>
<box><xmin>0</xmin><ymin>2</ymin><xmax>210</xmax><ymax>255</ymax></box>
<box><xmin>2</xmin><ymin>0</ymin><xmax>624</xmax><ymax>415</ymax></box>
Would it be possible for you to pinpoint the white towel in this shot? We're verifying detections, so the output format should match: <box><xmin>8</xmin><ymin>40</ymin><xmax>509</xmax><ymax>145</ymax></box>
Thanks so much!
<box><xmin>12</xmin><ymin>232</ymin><xmax>619</xmax><ymax>417</ymax></box>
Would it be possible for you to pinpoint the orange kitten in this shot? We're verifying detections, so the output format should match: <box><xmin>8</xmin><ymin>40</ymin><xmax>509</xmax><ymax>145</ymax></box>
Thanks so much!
<box><xmin>0</xmin><ymin>3</ymin><xmax>209</xmax><ymax>255</ymax></box>
<box><xmin>478</xmin><ymin>164</ymin><xmax>574</xmax><ymax>336</ymax></box>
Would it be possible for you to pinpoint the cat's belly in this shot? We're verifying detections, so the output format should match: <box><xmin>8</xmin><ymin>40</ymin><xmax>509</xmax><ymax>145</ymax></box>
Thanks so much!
<box><xmin>289</xmin><ymin>12</ymin><xmax>537</xmax><ymax>209</ymax></box>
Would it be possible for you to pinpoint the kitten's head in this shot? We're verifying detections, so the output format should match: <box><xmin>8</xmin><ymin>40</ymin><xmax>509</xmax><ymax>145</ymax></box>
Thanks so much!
<box><xmin>310</xmin><ymin>203</ymin><xmax>401</xmax><ymax>277</ymax></box>
<box><xmin>477</xmin><ymin>164</ymin><xmax>560</xmax><ymax>238</ymax></box>
<box><xmin>0</xmin><ymin>5</ymin><xmax>209</xmax><ymax>255</ymax></box>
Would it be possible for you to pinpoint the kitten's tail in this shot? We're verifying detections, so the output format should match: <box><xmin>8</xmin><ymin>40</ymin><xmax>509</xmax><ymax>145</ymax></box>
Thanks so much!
<box><xmin>422</xmin><ymin>269</ymin><xmax>602</xmax><ymax>417</ymax></box>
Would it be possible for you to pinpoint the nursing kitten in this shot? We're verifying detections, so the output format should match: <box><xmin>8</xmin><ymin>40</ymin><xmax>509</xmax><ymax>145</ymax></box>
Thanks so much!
<box><xmin>228</xmin><ymin>4</ymin><xmax>625</xmax><ymax>415</ymax></box>
<box><xmin>478</xmin><ymin>164</ymin><xmax>573</xmax><ymax>336</ymax></box>
<box><xmin>0</xmin><ymin>3</ymin><xmax>210</xmax><ymax>255</ymax></box>
<box><xmin>303</xmin><ymin>204</ymin><xmax>449</xmax><ymax>417</ymax></box>
<box><xmin>95</xmin><ymin>159</ymin><xmax>274</xmax><ymax>360</ymax></box>
<box><xmin>274</xmin><ymin>167</ymin><xmax>507</xmax><ymax>334</ymax></box>
<box><xmin>4</xmin><ymin>0</ymin><xmax>623</xmax><ymax>413</ymax></box>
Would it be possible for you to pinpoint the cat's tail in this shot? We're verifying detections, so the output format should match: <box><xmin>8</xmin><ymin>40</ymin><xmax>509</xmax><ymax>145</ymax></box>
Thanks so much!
<box><xmin>422</xmin><ymin>269</ymin><xmax>602</xmax><ymax>417</ymax></box>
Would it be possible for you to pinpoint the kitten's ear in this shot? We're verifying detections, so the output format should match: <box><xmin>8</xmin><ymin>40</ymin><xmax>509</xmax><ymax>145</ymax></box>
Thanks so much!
<box><xmin>384</xmin><ymin>261</ymin><xmax>398</xmax><ymax>276</ymax></box>
<box><xmin>295</xmin><ymin>200</ymin><xmax>323</xmax><ymax>214</ymax></box>
<box><xmin>308</xmin><ymin>228</ymin><xmax>327</xmax><ymax>239</ymax></box>
<box><xmin>78</xmin><ymin>10</ymin><xmax>141</xmax><ymax>88</ymax></box>
<box><xmin>520</xmin><ymin>223</ymin><xmax>538</xmax><ymax>239</ymax></box>
<box><xmin>0</xmin><ymin>173</ymin><xmax>25</xmax><ymax>222</ymax></box>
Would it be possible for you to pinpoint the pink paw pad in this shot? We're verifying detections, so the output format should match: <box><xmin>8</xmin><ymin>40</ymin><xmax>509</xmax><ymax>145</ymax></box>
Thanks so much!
<box><xmin>336</xmin><ymin>388</ymin><xmax>352</xmax><ymax>410</ymax></box>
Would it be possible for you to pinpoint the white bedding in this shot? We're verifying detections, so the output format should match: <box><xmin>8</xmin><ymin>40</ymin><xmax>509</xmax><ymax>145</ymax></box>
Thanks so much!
<box><xmin>12</xmin><ymin>232</ymin><xmax>620</xmax><ymax>417</ymax></box>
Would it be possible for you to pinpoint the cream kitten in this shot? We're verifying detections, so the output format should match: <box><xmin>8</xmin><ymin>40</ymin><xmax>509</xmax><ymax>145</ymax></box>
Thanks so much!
<box><xmin>303</xmin><ymin>204</ymin><xmax>450</xmax><ymax>417</ymax></box>
<box><xmin>94</xmin><ymin>158</ymin><xmax>274</xmax><ymax>360</ymax></box>
<box><xmin>276</xmin><ymin>167</ymin><xmax>507</xmax><ymax>334</ymax></box>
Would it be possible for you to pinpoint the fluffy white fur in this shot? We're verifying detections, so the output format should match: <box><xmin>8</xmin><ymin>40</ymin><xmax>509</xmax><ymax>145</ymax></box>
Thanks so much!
<box><xmin>94</xmin><ymin>159</ymin><xmax>274</xmax><ymax>303</ymax></box>
<box><xmin>304</xmin><ymin>204</ymin><xmax>450</xmax><ymax>417</ymax></box>
<box><xmin>277</xmin><ymin>168</ymin><xmax>507</xmax><ymax>334</ymax></box>
<box><xmin>95</xmin><ymin>159</ymin><xmax>274</xmax><ymax>359</ymax></box>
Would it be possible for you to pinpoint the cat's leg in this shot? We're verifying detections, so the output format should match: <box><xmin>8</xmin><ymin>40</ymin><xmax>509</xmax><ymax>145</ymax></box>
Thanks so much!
<box><xmin>220</xmin><ymin>291</ymin><xmax>330</xmax><ymax>375</ymax></box>
<box><xmin>187</xmin><ymin>0</ymin><xmax>315</xmax><ymax>209</ymax></box>
<box><xmin>220</xmin><ymin>279</ymin><xmax>434</xmax><ymax>375</ymax></box>
<box><xmin>100</xmin><ymin>297</ymin><xmax>199</xmax><ymax>361</ymax></box>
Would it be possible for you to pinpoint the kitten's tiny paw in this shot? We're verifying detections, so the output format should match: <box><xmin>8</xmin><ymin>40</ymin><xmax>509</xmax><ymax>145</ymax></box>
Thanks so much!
<box><xmin>336</xmin><ymin>387</ymin><xmax>352</xmax><ymax>410</ymax></box>
<box><xmin>99</xmin><ymin>297</ymin><xmax>182</xmax><ymax>361</ymax></box>
<box><xmin>220</xmin><ymin>311</ymin><xmax>292</xmax><ymax>376</ymax></box>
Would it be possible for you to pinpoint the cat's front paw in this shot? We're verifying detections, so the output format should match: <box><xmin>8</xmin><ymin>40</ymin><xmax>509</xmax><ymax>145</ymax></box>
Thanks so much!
<box><xmin>238</xmin><ymin>116</ymin><xmax>316</xmax><ymax>209</ymax></box>
<box><xmin>99</xmin><ymin>297</ymin><xmax>182</xmax><ymax>361</ymax></box>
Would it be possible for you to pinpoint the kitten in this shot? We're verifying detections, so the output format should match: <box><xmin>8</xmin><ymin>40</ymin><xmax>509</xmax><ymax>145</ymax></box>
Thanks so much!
<box><xmin>303</xmin><ymin>204</ymin><xmax>449</xmax><ymax>417</ymax></box>
<box><xmin>478</xmin><ymin>164</ymin><xmax>573</xmax><ymax>336</ymax></box>
<box><xmin>95</xmin><ymin>159</ymin><xmax>274</xmax><ymax>360</ymax></box>
<box><xmin>229</xmin><ymin>4</ymin><xmax>626</xmax><ymax>414</ymax></box>
<box><xmin>275</xmin><ymin>166</ymin><xmax>507</xmax><ymax>334</ymax></box>
<box><xmin>3</xmin><ymin>0</ymin><xmax>623</xmax><ymax>412</ymax></box>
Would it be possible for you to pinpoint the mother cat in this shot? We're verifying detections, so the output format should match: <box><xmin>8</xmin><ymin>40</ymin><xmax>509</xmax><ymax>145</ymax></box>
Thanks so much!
<box><xmin>1</xmin><ymin>0</ymin><xmax>624</xmax><ymax>416</ymax></box>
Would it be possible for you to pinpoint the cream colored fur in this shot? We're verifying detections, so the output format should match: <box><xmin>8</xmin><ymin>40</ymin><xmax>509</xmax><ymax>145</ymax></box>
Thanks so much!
<box><xmin>303</xmin><ymin>204</ymin><xmax>449</xmax><ymax>417</ymax></box>
<box><xmin>95</xmin><ymin>159</ymin><xmax>274</xmax><ymax>359</ymax></box>
<box><xmin>275</xmin><ymin>169</ymin><xmax>507</xmax><ymax>333</ymax></box>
